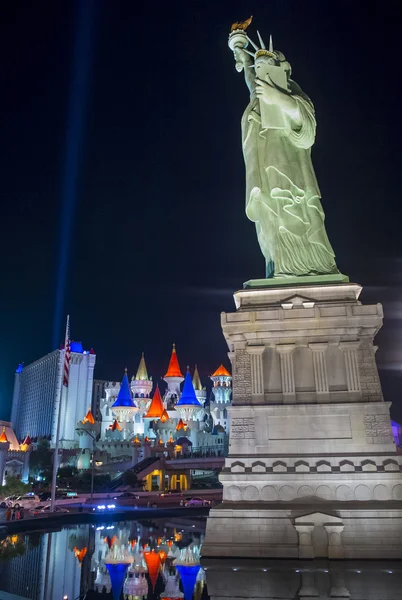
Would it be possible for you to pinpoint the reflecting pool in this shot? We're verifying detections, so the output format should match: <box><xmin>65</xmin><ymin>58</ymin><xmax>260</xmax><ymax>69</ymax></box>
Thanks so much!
<box><xmin>1</xmin><ymin>516</ymin><xmax>402</xmax><ymax>599</ymax></box>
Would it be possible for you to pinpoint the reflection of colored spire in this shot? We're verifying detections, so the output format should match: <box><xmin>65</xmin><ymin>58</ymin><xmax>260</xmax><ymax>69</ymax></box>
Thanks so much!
<box><xmin>0</xmin><ymin>428</ymin><xmax>8</xmax><ymax>443</ymax></box>
<box><xmin>176</xmin><ymin>419</ymin><xmax>186</xmax><ymax>431</ymax></box>
<box><xmin>104</xmin><ymin>535</ymin><xmax>117</xmax><ymax>549</ymax></box>
<box><xmin>143</xmin><ymin>550</ymin><xmax>161</xmax><ymax>591</ymax></box>
<box><xmin>112</xmin><ymin>370</ymin><xmax>136</xmax><ymax>408</ymax></box>
<box><xmin>192</xmin><ymin>365</ymin><xmax>202</xmax><ymax>391</ymax></box>
<box><xmin>211</xmin><ymin>364</ymin><xmax>231</xmax><ymax>377</ymax></box>
<box><xmin>164</xmin><ymin>344</ymin><xmax>183</xmax><ymax>378</ymax></box>
<box><xmin>177</xmin><ymin>372</ymin><xmax>201</xmax><ymax>407</ymax></box>
<box><xmin>144</xmin><ymin>386</ymin><xmax>164</xmax><ymax>419</ymax></box>
<box><xmin>104</xmin><ymin>563</ymin><xmax>130</xmax><ymax>600</ymax></box>
<box><xmin>82</xmin><ymin>409</ymin><xmax>95</xmax><ymax>424</ymax></box>
<box><xmin>22</xmin><ymin>434</ymin><xmax>32</xmax><ymax>446</ymax></box>
<box><xmin>135</xmin><ymin>352</ymin><xmax>149</xmax><ymax>381</ymax></box>
<box><xmin>176</xmin><ymin>565</ymin><xmax>201</xmax><ymax>600</ymax></box>
<box><xmin>73</xmin><ymin>546</ymin><xmax>87</xmax><ymax>564</ymax></box>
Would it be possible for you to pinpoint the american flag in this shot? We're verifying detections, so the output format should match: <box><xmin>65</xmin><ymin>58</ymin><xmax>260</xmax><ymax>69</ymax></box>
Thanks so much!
<box><xmin>63</xmin><ymin>315</ymin><xmax>71</xmax><ymax>387</ymax></box>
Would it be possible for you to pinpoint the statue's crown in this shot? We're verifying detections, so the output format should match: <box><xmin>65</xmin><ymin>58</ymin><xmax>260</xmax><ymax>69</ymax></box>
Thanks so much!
<box><xmin>244</xmin><ymin>31</ymin><xmax>279</xmax><ymax>62</ymax></box>
<box><xmin>255</xmin><ymin>48</ymin><xmax>276</xmax><ymax>59</ymax></box>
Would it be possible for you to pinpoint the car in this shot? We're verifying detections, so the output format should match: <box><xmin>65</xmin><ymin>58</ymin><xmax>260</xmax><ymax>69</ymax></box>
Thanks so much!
<box><xmin>29</xmin><ymin>505</ymin><xmax>45</xmax><ymax>516</ymax></box>
<box><xmin>41</xmin><ymin>505</ymin><xmax>69</xmax><ymax>514</ymax></box>
<box><xmin>12</xmin><ymin>494</ymin><xmax>40</xmax><ymax>509</ymax></box>
<box><xmin>92</xmin><ymin>504</ymin><xmax>116</xmax><ymax>512</ymax></box>
<box><xmin>184</xmin><ymin>497</ymin><xmax>211</xmax><ymax>507</ymax></box>
<box><xmin>39</xmin><ymin>492</ymin><xmax>51</xmax><ymax>502</ymax></box>
<box><xmin>113</xmin><ymin>492</ymin><xmax>139</xmax><ymax>500</ymax></box>
<box><xmin>158</xmin><ymin>490</ymin><xmax>184</xmax><ymax>498</ymax></box>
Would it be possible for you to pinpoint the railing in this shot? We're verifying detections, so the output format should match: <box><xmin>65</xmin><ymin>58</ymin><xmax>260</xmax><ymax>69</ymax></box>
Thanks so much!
<box><xmin>172</xmin><ymin>446</ymin><xmax>228</xmax><ymax>460</ymax></box>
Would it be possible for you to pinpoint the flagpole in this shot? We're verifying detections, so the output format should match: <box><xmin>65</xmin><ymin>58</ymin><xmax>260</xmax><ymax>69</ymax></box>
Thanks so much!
<box><xmin>50</xmin><ymin>315</ymin><xmax>70</xmax><ymax>512</ymax></box>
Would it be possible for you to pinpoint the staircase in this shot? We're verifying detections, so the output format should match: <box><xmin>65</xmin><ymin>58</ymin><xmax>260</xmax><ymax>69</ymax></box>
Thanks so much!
<box><xmin>108</xmin><ymin>456</ymin><xmax>161</xmax><ymax>491</ymax></box>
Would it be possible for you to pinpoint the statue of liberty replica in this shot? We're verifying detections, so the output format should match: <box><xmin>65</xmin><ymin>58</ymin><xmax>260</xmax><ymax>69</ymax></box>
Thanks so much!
<box><xmin>203</xmin><ymin>18</ymin><xmax>402</xmax><ymax>562</ymax></box>
<box><xmin>229</xmin><ymin>17</ymin><xmax>345</xmax><ymax>281</ymax></box>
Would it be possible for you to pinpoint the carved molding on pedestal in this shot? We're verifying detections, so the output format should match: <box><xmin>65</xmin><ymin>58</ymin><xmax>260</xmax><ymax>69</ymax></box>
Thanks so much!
<box><xmin>233</xmin><ymin>349</ymin><xmax>251</xmax><ymax>404</ymax></box>
<box><xmin>309</xmin><ymin>342</ymin><xmax>329</xmax><ymax>394</ymax></box>
<box><xmin>340</xmin><ymin>341</ymin><xmax>361</xmax><ymax>393</ymax></box>
<box><xmin>231</xmin><ymin>417</ymin><xmax>255</xmax><ymax>439</ymax></box>
<box><xmin>246</xmin><ymin>345</ymin><xmax>265</xmax><ymax>396</ymax></box>
<box><xmin>276</xmin><ymin>344</ymin><xmax>296</xmax><ymax>396</ymax></box>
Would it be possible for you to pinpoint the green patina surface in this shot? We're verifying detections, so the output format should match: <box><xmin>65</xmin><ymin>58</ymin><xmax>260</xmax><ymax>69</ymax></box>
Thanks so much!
<box><xmin>243</xmin><ymin>273</ymin><xmax>349</xmax><ymax>289</ymax></box>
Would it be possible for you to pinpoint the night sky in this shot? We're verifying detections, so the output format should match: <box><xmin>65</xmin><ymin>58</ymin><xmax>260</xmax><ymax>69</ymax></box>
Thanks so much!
<box><xmin>1</xmin><ymin>1</ymin><xmax>401</xmax><ymax>422</ymax></box>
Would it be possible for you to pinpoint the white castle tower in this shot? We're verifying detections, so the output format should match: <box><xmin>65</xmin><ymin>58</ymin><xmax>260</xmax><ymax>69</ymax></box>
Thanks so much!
<box><xmin>100</xmin><ymin>381</ymin><xmax>120</xmax><ymax>435</ymax></box>
<box><xmin>210</xmin><ymin>365</ymin><xmax>232</xmax><ymax>430</ymax></box>
<box><xmin>130</xmin><ymin>352</ymin><xmax>152</xmax><ymax>413</ymax></box>
<box><xmin>164</xmin><ymin>344</ymin><xmax>184</xmax><ymax>405</ymax></box>
<box><xmin>192</xmin><ymin>364</ymin><xmax>207</xmax><ymax>405</ymax></box>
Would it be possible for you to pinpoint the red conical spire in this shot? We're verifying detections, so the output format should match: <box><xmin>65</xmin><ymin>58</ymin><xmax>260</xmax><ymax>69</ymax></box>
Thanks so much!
<box><xmin>144</xmin><ymin>386</ymin><xmax>165</xmax><ymax>419</ymax></box>
<box><xmin>109</xmin><ymin>419</ymin><xmax>121</xmax><ymax>432</ymax></box>
<box><xmin>82</xmin><ymin>409</ymin><xmax>95</xmax><ymax>424</ymax></box>
<box><xmin>164</xmin><ymin>343</ymin><xmax>183</xmax><ymax>378</ymax></box>
<box><xmin>212</xmin><ymin>364</ymin><xmax>231</xmax><ymax>377</ymax></box>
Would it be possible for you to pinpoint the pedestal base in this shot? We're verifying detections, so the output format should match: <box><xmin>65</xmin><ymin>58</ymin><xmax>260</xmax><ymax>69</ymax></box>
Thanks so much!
<box><xmin>205</xmin><ymin>281</ymin><xmax>402</xmax><ymax>560</ymax></box>
<box><xmin>202</xmin><ymin>502</ymin><xmax>402</xmax><ymax>559</ymax></box>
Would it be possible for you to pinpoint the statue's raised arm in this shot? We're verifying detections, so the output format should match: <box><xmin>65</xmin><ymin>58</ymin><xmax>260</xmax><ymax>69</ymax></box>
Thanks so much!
<box><xmin>228</xmin><ymin>20</ymin><xmax>344</xmax><ymax>281</ymax></box>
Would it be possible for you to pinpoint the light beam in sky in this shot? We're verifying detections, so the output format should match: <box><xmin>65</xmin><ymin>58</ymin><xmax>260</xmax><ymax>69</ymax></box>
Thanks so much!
<box><xmin>53</xmin><ymin>0</ymin><xmax>97</xmax><ymax>348</ymax></box>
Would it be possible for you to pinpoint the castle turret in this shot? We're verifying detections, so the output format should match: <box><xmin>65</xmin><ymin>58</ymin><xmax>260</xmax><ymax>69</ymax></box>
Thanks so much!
<box><xmin>130</xmin><ymin>353</ymin><xmax>152</xmax><ymax>414</ymax></box>
<box><xmin>176</xmin><ymin>370</ymin><xmax>203</xmax><ymax>427</ymax></box>
<box><xmin>143</xmin><ymin>385</ymin><xmax>165</xmax><ymax>438</ymax></box>
<box><xmin>164</xmin><ymin>344</ymin><xmax>184</xmax><ymax>404</ymax></box>
<box><xmin>100</xmin><ymin>381</ymin><xmax>121</xmax><ymax>435</ymax></box>
<box><xmin>112</xmin><ymin>370</ymin><xmax>138</xmax><ymax>439</ymax></box>
<box><xmin>20</xmin><ymin>434</ymin><xmax>33</xmax><ymax>482</ymax></box>
<box><xmin>210</xmin><ymin>365</ymin><xmax>232</xmax><ymax>430</ymax></box>
<box><xmin>76</xmin><ymin>408</ymin><xmax>99</xmax><ymax>470</ymax></box>
<box><xmin>192</xmin><ymin>365</ymin><xmax>207</xmax><ymax>405</ymax></box>
<box><xmin>0</xmin><ymin>428</ymin><xmax>10</xmax><ymax>485</ymax></box>
<box><xmin>210</xmin><ymin>365</ymin><xmax>232</xmax><ymax>403</ymax></box>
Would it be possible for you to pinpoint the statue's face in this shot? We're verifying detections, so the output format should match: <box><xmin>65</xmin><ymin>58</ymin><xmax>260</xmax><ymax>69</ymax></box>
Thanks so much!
<box><xmin>255</xmin><ymin>57</ymin><xmax>276</xmax><ymax>83</ymax></box>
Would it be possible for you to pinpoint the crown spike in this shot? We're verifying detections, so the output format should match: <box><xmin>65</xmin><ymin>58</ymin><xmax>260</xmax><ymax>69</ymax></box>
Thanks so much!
<box><xmin>269</xmin><ymin>34</ymin><xmax>274</xmax><ymax>53</ymax></box>
<box><xmin>257</xmin><ymin>30</ymin><xmax>265</xmax><ymax>49</ymax></box>
<box><xmin>247</xmin><ymin>36</ymin><xmax>259</xmax><ymax>51</ymax></box>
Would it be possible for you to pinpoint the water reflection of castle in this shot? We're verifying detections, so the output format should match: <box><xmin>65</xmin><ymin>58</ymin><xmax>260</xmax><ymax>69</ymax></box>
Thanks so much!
<box><xmin>1</xmin><ymin>521</ymin><xmax>402</xmax><ymax>600</ymax></box>
<box><xmin>0</xmin><ymin>518</ymin><xmax>207</xmax><ymax>600</ymax></box>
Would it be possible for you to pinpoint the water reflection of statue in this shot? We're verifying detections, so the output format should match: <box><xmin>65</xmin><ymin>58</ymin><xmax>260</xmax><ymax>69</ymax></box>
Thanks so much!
<box><xmin>229</xmin><ymin>20</ymin><xmax>339</xmax><ymax>279</ymax></box>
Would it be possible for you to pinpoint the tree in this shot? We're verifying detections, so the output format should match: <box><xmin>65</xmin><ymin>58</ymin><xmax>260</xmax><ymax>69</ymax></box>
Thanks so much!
<box><xmin>29</xmin><ymin>438</ymin><xmax>53</xmax><ymax>481</ymax></box>
<box><xmin>1</xmin><ymin>476</ymin><xmax>30</xmax><ymax>498</ymax></box>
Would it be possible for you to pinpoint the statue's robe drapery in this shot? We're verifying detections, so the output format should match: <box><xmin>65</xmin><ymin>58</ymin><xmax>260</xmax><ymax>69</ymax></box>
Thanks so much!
<box><xmin>242</xmin><ymin>84</ymin><xmax>338</xmax><ymax>277</ymax></box>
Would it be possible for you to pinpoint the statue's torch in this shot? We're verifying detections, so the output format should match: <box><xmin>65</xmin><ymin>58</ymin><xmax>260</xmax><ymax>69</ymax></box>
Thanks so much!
<box><xmin>228</xmin><ymin>16</ymin><xmax>252</xmax><ymax>72</ymax></box>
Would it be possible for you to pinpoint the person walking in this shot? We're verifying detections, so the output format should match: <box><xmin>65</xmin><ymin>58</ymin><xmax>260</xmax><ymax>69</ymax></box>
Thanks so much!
<box><xmin>11</xmin><ymin>508</ymin><xmax>16</xmax><ymax>521</ymax></box>
<box><xmin>5</xmin><ymin>507</ymin><xmax>11</xmax><ymax>521</ymax></box>
<box><xmin>19</xmin><ymin>507</ymin><xmax>24</xmax><ymax>520</ymax></box>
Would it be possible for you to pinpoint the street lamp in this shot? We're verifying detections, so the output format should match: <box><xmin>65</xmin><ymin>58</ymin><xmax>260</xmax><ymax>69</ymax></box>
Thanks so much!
<box><xmin>75</xmin><ymin>428</ymin><xmax>97</xmax><ymax>502</ymax></box>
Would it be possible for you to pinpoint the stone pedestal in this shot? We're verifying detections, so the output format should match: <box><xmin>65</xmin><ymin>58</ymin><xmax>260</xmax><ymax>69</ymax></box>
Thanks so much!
<box><xmin>202</xmin><ymin>283</ymin><xmax>402</xmax><ymax>559</ymax></box>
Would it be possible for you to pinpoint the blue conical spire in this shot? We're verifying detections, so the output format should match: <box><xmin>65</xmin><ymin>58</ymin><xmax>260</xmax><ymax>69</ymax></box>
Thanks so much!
<box><xmin>112</xmin><ymin>369</ymin><xmax>136</xmax><ymax>408</ymax></box>
<box><xmin>176</xmin><ymin>565</ymin><xmax>201</xmax><ymax>600</ymax></box>
<box><xmin>104</xmin><ymin>563</ymin><xmax>129</xmax><ymax>600</ymax></box>
<box><xmin>176</xmin><ymin>370</ymin><xmax>201</xmax><ymax>406</ymax></box>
